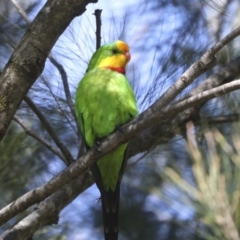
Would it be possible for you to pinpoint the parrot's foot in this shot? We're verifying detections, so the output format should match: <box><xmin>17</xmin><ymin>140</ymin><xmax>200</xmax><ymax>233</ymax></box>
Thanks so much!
<box><xmin>115</xmin><ymin>125</ymin><xmax>122</xmax><ymax>131</ymax></box>
<box><xmin>115</xmin><ymin>125</ymin><xmax>126</xmax><ymax>138</ymax></box>
<box><xmin>94</xmin><ymin>140</ymin><xmax>102</xmax><ymax>152</ymax></box>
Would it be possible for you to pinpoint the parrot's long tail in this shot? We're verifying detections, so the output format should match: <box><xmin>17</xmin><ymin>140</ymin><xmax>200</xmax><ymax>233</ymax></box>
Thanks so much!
<box><xmin>101</xmin><ymin>182</ymin><xmax>120</xmax><ymax>240</ymax></box>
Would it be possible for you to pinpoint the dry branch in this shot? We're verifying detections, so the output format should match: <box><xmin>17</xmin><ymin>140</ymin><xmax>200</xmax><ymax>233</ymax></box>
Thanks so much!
<box><xmin>0</xmin><ymin>171</ymin><xmax>94</xmax><ymax>240</ymax></box>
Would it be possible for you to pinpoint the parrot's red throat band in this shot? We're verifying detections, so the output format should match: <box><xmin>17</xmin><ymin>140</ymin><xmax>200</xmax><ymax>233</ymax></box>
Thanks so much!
<box><xmin>104</xmin><ymin>66</ymin><xmax>126</xmax><ymax>75</ymax></box>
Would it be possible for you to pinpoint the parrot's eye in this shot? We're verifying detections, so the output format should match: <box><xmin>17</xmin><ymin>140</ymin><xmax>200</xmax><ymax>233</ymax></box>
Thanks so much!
<box><xmin>112</xmin><ymin>49</ymin><xmax>118</xmax><ymax>54</ymax></box>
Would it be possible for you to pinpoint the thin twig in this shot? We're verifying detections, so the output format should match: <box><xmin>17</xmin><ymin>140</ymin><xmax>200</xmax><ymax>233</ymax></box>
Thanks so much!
<box><xmin>168</xmin><ymin>79</ymin><xmax>240</xmax><ymax>115</ymax></box>
<box><xmin>180</xmin><ymin>56</ymin><xmax>240</xmax><ymax>101</ymax></box>
<box><xmin>212</xmin><ymin>26</ymin><xmax>240</xmax><ymax>55</ymax></box>
<box><xmin>136</xmin><ymin>25</ymin><xmax>240</xmax><ymax>125</ymax></box>
<box><xmin>11</xmin><ymin>0</ymin><xmax>76</xmax><ymax>119</ymax></box>
<box><xmin>10</xmin><ymin>0</ymin><xmax>78</xmax><ymax>149</ymax></box>
<box><xmin>11</xmin><ymin>0</ymin><xmax>77</xmax><ymax>130</ymax></box>
<box><xmin>0</xmin><ymin>11</ymin><xmax>75</xmax><ymax>165</ymax></box>
<box><xmin>200</xmin><ymin>114</ymin><xmax>240</xmax><ymax>125</ymax></box>
<box><xmin>13</xmin><ymin>115</ymin><xmax>67</xmax><ymax>164</ymax></box>
<box><xmin>24</xmin><ymin>96</ymin><xmax>74</xmax><ymax>165</ymax></box>
<box><xmin>127</xmin><ymin>114</ymin><xmax>240</xmax><ymax>168</ymax></box>
<box><xmin>127</xmin><ymin>56</ymin><xmax>240</xmax><ymax>158</ymax></box>
<box><xmin>77</xmin><ymin>9</ymin><xmax>102</xmax><ymax>158</ymax></box>
<box><xmin>40</xmin><ymin>75</ymin><xmax>77</xmax><ymax>135</ymax></box>
<box><xmin>93</xmin><ymin>9</ymin><xmax>102</xmax><ymax>49</ymax></box>
<box><xmin>77</xmin><ymin>9</ymin><xmax>103</xmax><ymax>158</ymax></box>
<box><xmin>0</xmin><ymin>33</ymin><xmax>16</xmax><ymax>49</ymax></box>
<box><xmin>48</xmin><ymin>54</ymin><xmax>77</xmax><ymax>123</ymax></box>
<box><xmin>0</xmin><ymin>171</ymin><xmax>94</xmax><ymax>240</ymax></box>
<box><xmin>10</xmin><ymin>0</ymin><xmax>31</xmax><ymax>24</ymax></box>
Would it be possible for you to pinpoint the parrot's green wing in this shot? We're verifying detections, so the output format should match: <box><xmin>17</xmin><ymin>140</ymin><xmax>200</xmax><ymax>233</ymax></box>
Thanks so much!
<box><xmin>75</xmin><ymin>40</ymin><xmax>138</xmax><ymax>240</ymax></box>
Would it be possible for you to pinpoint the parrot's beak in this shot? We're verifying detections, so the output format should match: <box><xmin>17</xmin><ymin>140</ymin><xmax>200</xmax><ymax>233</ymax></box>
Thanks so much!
<box><xmin>125</xmin><ymin>51</ymin><xmax>131</xmax><ymax>61</ymax></box>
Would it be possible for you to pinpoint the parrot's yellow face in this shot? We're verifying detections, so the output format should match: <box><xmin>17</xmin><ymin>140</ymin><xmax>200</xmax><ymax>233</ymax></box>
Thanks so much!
<box><xmin>98</xmin><ymin>40</ymin><xmax>131</xmax><ymax>74</ymax></box>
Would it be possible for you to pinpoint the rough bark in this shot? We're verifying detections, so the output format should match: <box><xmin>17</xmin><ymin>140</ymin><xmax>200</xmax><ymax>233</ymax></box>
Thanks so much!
<box><xmin>127</xmin><ymin>56</ymin><xmax>240</xmax><ymax>157</ymax></box>
<box><xmin>0</xmin><ymin>0</ymin><xmax>97</xmax><ymax>141</ymax></box>
<box><xmin>1</xmin><ymin>171</ymin><xmax>93</xmax><ymax>240</ymax></box>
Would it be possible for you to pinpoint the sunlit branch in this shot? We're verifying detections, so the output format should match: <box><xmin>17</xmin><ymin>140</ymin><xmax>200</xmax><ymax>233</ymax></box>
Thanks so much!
<box><xmin>13</xmin><ymin>115</ymin><xmax>67</xmax><ymax>164</ymax></box>
<box><xmin>48</xmin><ymin>55</ymin><xmax>78</xmax><ymax>124</ymax></box>
<box><xmin>136</xmin><ymin>25</ymin><xmax>240</xmax><ymax>124</ymax></box>
<box><xmin>76</xmin><ymin>8</ymin><xmax>103</xmax><ymax>158</ymax></box>
<box><xmin>128</xmin><ymin>55</ymin><xmax>240</xmax><ymax>158</ymax></box>
<box><xmin>0</xmin><ymin>171</ymin><xmax>94</xmax><ymax>240</ymax></box>
<box><xmin>181</xmin><ymin>56</ymin><xmax>240</xmax><ymax>100</ymax></box>
<box><xmin>169</xmin><ymin>79</ymin><xmax>240</xmax><ymax>116</ymax></box>
<box><xmin>10</xmin><ymin>0</ymin><xmax>31</xmax><ymax>24</ymax></box>
<box><xmin>211</xmin><ymin>26</ymin><xmax>240</xmax><ymax>55</ymax></box>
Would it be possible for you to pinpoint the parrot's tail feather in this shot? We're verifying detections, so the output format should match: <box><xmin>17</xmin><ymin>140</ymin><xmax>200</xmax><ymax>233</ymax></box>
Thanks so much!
<box><xmin>101</xmin><ymin>183</ymin><xmax>120</xmax><ymax>240</ymax></box>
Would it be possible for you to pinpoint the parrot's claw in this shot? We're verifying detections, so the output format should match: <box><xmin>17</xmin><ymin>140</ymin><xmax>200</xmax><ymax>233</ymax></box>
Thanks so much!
<box><xmin>95</xmin><ymin>140</ymin><xmax>102</xmax><ymax>152</ymax></box>
<box><xmin>115</xmin><ymin>125</ymin><xmax>122</xmax><ymax>132</ymax></box>
<box><xmin>115</xmin><ymin>125</ymin><xmax>126</xmax><ymax>138</ymax></box>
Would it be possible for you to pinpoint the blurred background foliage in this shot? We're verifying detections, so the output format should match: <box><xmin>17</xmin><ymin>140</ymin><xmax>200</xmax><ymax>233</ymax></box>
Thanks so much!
<box><xmin>1</xmin><ymin>0</ymin><xmax>240</xmax><ymax>239</ymax></box>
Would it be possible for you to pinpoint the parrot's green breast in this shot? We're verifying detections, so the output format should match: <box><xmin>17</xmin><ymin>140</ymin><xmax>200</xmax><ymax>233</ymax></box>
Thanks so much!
<box><xmin>75</xmin><ymin>68</ymin><xmax>138</xmax><ymax>191</ymax></box>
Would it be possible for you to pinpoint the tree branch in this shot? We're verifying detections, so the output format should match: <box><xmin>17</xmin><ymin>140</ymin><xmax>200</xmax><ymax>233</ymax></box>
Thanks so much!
<box><xmin>13</xmin><ymin>115</ymin><xmax>66</xmax><ymax>163</ymax></box>
<box><xmin>0</xmin><ymin>0</ymin><xmax>97</xmax><ymax>141</ymax></box>
<box><xmin>128</xmin><ymin>55</ymin><xmax>240</xmax><ymax>157</ymax></box>
<box><xmin>10</xmin><ymin>0</ymin><xmax>31</xmax><ymax>24</ymax></box>
<box><xmin>166</xmin><ymin>79</ymin><xmax>240</xmax><ymax>119</ymax></box>
<box><xmin>203</xmin><ymin>114</ymin><xmax>240</xmax><ymax>125</ymax></box>
<box><xmin>137</xmin><ymin>25</ymin><xmax>240</xmax><ymax>124</ymax></box>
<box><xmin>9</xmin><ymin>0</ymin><xmax>78</xmax><ymax>138</ymax></box>
<box><xmin>183</xmin><ymin>56</ymin><xmax>240</xmax><ymax>99</ymax></box>
<box><xmin>24</xmin><ymin>96</ymin><xmax>74</xmax><ymax>165</ymax></box>
<box><xmin>48</xmin><ymin>54</ymin><xmax>77</xmax><ymax>124</ymax></box>
<box><xmin>93</xmin><ymin>9</ymin><xmax>102</xmax><ymax>49</ymax></box>
<box><xmin>0</xmin><ymin>171</ymin><xmax>94</xmax><ymax>240</ymax></box>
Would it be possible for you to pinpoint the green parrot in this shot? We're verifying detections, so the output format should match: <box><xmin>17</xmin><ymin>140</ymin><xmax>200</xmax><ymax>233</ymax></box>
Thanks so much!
<box><xmin>75</xmin><ymin>40</ymin><xmax>138</xmax><ymax>240</ymax></box>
